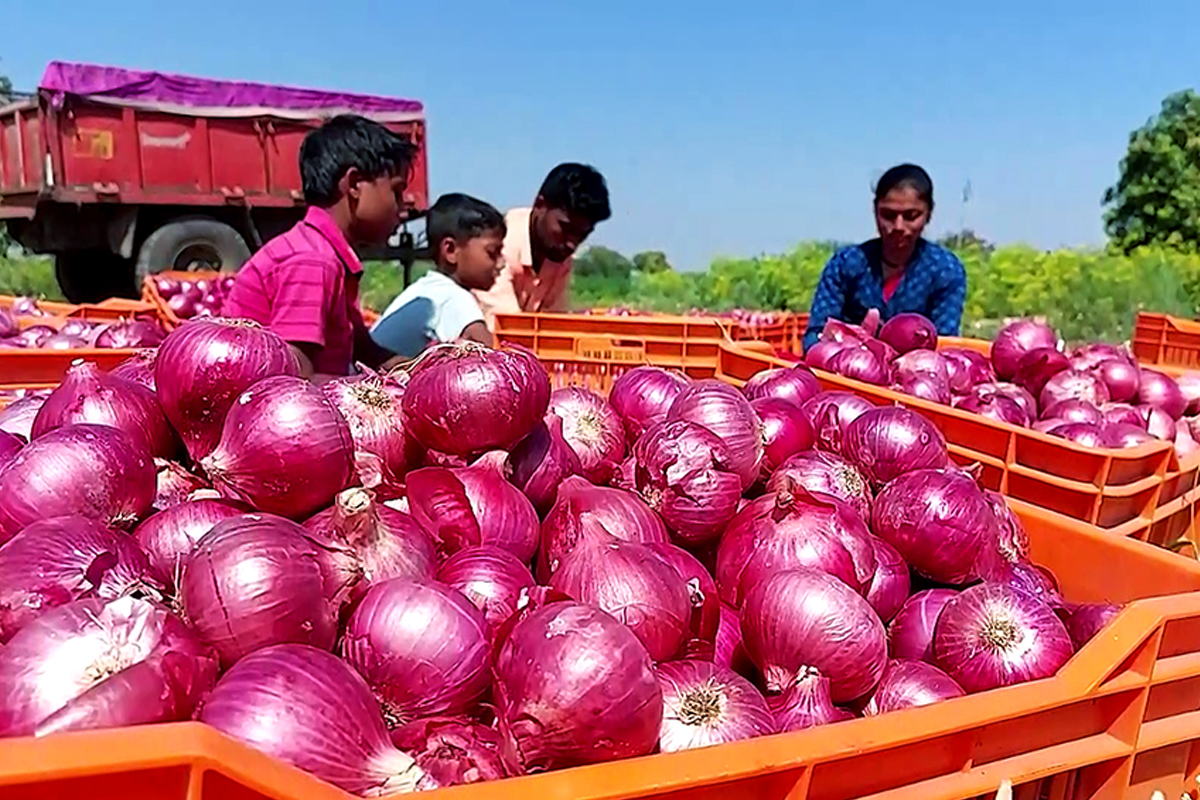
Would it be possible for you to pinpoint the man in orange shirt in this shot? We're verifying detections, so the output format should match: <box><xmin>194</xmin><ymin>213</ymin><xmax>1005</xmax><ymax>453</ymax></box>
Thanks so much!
<box><xmin>474</xmin><ymin>163</ymin><xmax>611</xmax><ymax>327</ymax></box>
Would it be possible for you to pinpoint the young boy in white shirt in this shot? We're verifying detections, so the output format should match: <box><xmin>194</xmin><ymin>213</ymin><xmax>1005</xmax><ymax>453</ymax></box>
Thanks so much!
<box><xmin>371</xmin><ymin>194</ymin><xmax>505</xmax><ymax>358</ymax></box>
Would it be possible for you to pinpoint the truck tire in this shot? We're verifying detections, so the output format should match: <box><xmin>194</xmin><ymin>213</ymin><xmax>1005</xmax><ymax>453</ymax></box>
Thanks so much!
<box><xmin>55</xmin><ymin>251</ymin><xmax>137</xmax><ymax>304</ymax></box>
<box><xmin>135</xmin><ymin>218</ymin><xmax>252</xmax><ymax>284</ymax></box>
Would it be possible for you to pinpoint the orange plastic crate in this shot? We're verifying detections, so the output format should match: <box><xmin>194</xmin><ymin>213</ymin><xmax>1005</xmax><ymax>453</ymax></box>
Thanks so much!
<box><xmin>0</xmin><ymin>503</ymin><xmax>1198</xmax><ymax>800</ymax></box>
<box><xmin>1132</xmin><ymin>312</ymin><xmax>1200</xmax><ymax>368</ymax></box>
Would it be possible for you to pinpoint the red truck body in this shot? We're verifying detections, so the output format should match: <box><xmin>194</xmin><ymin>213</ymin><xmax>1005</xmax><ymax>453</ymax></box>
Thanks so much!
<box><xmin>0</xmin><ymin>62</ymin><xmax>429</xmax><ymax>301</ymax></box>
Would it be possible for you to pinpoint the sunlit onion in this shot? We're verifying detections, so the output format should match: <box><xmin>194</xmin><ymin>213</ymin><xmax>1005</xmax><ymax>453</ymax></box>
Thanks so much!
<box><xmin>768</xmin><ymin>451</ymin><xmax>872</xmax><ymax>520</ymax></box>
<box><xmin>95</xmin><ymin>320</ymin><xmax>166</xmax><ymax>349</ymax></box>
<box><xmin>751</xmin><ymin>397</ymin><xmax>815</xmax><ymax>476</ymax></box>
<box><xmin>828</xmin><ymin>345</ymin><xmax>891</xmax><ymax>385</ymax></box>
<box><xmin>1138</xmin><ymin>369</ymin><xmax>1187</xmax><ymax>419</ymax></box>
<box><xmin>1093</xmin><ymin>359</ymin><xmax>1140</xmax><ymax>404</ymax></box>
<box><xmin>894</xmin><ymin>372</ymin><xmax>952</xmax><ymax>404</ymax></box>
<box><xmin>548</xmin><ymin>387</ymin><xmax>627</xmax><ymax>483</ymax></box>
<box><xmin>992</xmin><ymin>319</ymin><xmax>1058</xmax><ymax>380</ymax></box>
<box><xmin>1014</xmin><ymin>347</ymin><xmax>1069</xmax><ymax>396</ymax></box>
<box><xmin>1040</xmin><ymin>399</ymin><xmax>1102</xmax><ymax>426</ymax></box>
<box><xmin>842</xmin><ymin>406</ymin><xmax>949</xmax><ymax>487</ymax></box>
<box><xmin>668</xmin><ymin>380</ymin><xmax>764</xmax><ymax>488</ymax></box>
<box><xmin>941</xmin><ymin>348</ymin><xmax>995</xmax><ymax>393</ymax></box>
<box><xmin>741</xmin><ymin>366</ymin><xmax>822</xmax><ymax>407</ymax></box>
<box><xmin>878</xmin><ymin>313</ymin><xmax>937</xmax><ymax>354</ymax></box>
<box><xmin>766</xmin><ymin>668</ymin><xmax>854</xmax><ymax>731</ymax></box>
<box><xmin>323</xmin><ymin>371</ymin><xmax>417</xmax><ymax>499</ymax></box>
<box><xmin>608</xmin><ymin>367</ymin><xmax>690</xmax><ymax>442</ymax></box>
<box><xmin>888</xmin><ymin>588</ymin><xmax>958</xmax><ymax>663</ymax></box>
<box><xmin>507</xmin><ymin>415</ymin><xmax>582</xmax><ymax>513</ymax></box>
<box><xmin>389</xmin><ymin>717</ymin><xmax>508</xmax><ymax>786</ymax></box>
<box><xmin>110</xmin><ymin>350</ymin><xmax>158</xmax><ymax>391</ymax></box>
<box><xmin>865</xmin><ymin>536</ymin><xmax>910</xmax><ymax>623</ymax></box>
<box><xmin>1040</xmin><ymin>370</ymin><xmax>1111</xmax><ymax>411</ymax></box>
<box><xmin>437</xmin><ymin>546</ymin><xmax>535</xmax><ymax>634</ymax></box>
<box><xmin>0</xmin><ymin>395</ymin><xmax>45</xmax><ymax>441</ymax></box>
<box><xmin>802</xmin><ymin>392</ymin><xmax>874</xmax><ymax>454</ymax></box>
<box><xmin>655</xmin><ymin>660</ymin><xmax>775</xmax><ymax>751</ymax></box>
<box><xmin>862</xmin><ymin>660</ymin><xmax>964</xmax><ymax>714</ymax></box>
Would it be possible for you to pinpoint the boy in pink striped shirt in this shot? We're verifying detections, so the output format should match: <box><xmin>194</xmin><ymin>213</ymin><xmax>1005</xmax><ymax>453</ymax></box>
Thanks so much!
<box><xmin>223</xmin><ymin>115</ymin><xmax>415</xmax><ymax>379</ymax></box>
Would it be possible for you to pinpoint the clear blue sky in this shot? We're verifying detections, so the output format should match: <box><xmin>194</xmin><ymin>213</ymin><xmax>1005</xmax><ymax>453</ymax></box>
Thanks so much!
<box><xmin>5</xmin><ymin>0</ymin><xmax>1200</xmax><ymax>269</ymax></box>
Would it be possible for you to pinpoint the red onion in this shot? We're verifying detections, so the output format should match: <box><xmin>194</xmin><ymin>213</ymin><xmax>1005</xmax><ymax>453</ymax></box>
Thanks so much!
<box><xmin>152</xmin><ymin>459</ymin><xmax>208</xmax><ymax>511</ymax></box>
<box><xmin>0</xmin><ymin>430</ymin><xmax>21</xmax><ymax>464</ymax></box>
<box><xmin>1177</xmin><ymin>372</ymin><xmax>1200</xmax><ymax>415</ymax></box>
<box><xmin>767</xmin><ymin>668</ymin><xmax>854</xmax><ymax>731</ymax></box>
<box><xmin>982</xmin><ymin>490</ymin><xmax>1029</xmax><ymax>565</ymax></box>
<box><xmin>646</xmin><ymin>542</ymin><xmax>720</xmax><ymax>658</ymax></box>
<box><xmin>323</xmin><ymin>372</ymin><xmax>417</xmax><ymax>498</ymax></box>
<box><xmin>872</xmin><ymin>469</ymin><xmax>1002</xmax><ymax>585</ymax></box>
<box><xmin>956</xmin><ymin>391</ymin><xmax>1029</xmax><ymax>426</ymax></box>
<box><xmin>974</xmin><ymin>382</ymin><xmax>1038</xmax><ymax>422</ymax></box>
<box><xmin>715</xmin><ymin>604</ymin><xmax>756</xmax><ymax>678</ymax></box>
<box><xmin>632</xmin><ymin>420</ymin><xmax>742</xmax><ymax>546</ymax></box>
<box><xmin>742</xmin><ymin>568</ymin><xmax>887</xmax><ymax>702</ymax></box>
<box><xmin>1014</xmin><ymin>347</ymin><xmax>1069</xmax><ymax>396</ymax></box>
<box><xmin>1041</xmin><ymin>399</ymin><xmax>1102</xmax><ymax>426</ymax></box>
<box><xmin>550</xmin><ymin>539</ymin><xmax>694</xmax><ymax>660</ymax></box>
<box><xmin>180</xmin><ymin>513</ymin><xmax>342</xmax><ymax>667</ymax></box>
<box><xmin>406</xmin><ymin>453</ymin><xmax>540</xmax><ymax>562</ymax></box>
<box><xmin>768</xmin><ymin>451</ymin><xmax>871</xmax><ymax>520</ymax></box>
<box><xmin>198</xmin><ymin>644</ymin><xmax>434</xmax><ymax>794</ymax></box>
<box><xmin>821</xmin><ymin>318</ymin><xmax>873</xmax><ymax>344</ymax></box>
<box><xmin>1091</xmin><ymin>359</ymin><xmax>1140</xmax><ymax>404</ymax></box>
<box><xmin>110</xmin><ymin>350</ymin><xmax>158</xmax><ymax>391</ymax></box>
<box><xmin>0</xmin><ymin>516</ymin><xmax>164</xmax><ymax>642</ymax></box>
<box><xmin>1105</xmin><ymin>422</ymin><xmax>1157</xmax><ymax>449</ymax></box>
<box><xmin>95</xmin><ymin>320</ymin><xmax>166</xmax><ymax>349</ymax></box>
<box><xmin>0</xmin><ymin>424</ymin><xmax>155</xmax><ymax>543</ymax></box>
<box><xmin>862</xmin><ymin>660</ymin><xmax>964</xmax><ymax>714</ymax></box>
<box><xmin>343</xmin><ymin>578</ymin><xmax>490</xmax><ymax>722</ymax></box>
<box><xmin>156</xmin><ymin>319</ymin><xmax>300</xmax><ymax>461</ymax></box>
<box><xmin>608</xmin><ymin>366</ymin><xmax>690</xmax><ymax>442</ymax></box>
<box><xmin>992</xmin><ymin>319</ymin><xmax>1058</xmax><ymax>380</ymax></box>
<box><xmin>437</xmin><ymin>546</ymin><xmax>535</xmax><ymax>634</ymax></box>
<box><xmin>549</xmin><ymin>387</ymin><xmax>627</xmax><ymax>483</ymax></box>
<box><xmin>201</xmin><ymin>376</ymin><xmax>354</xmax><ymax>520</ymax></box>
<box><xmin>878</xmin><ymin>312</ymin><xmax>937</xmax><ymax>353</ymax></box>
<box><xmin>402</xmin><ymin>343</ymin><xmax>550</xmax><ymax>456</ymax></box>
<box><xmin>1138</xmin><ymin>369</ymin><xmax>1187</xmax><ymax>419</ymax></box>
<box><xmin>1040</xmin><ymin>369</ymin><xmax>1111</xmax><ymax>411</ymax></box>
<box><xmin>894</xmin><ymin>372</ymin><xmax>952</xmax><ymax>404</ymax></box>
<box><xmin>0</xmin><ymin>307</ymin><xmax>14</xmax><ymax>338</ymax></box>
<box><xmin>134</xmin><ymin>499</ymin><xmax>247</xmax><ymax>589</ymax></box>
<box><xmin>935</xmin><ymin>582</ymin><xmax>1073</xmax><ymax>692</ymax></box>
<box><xmin>1102</xmin><ymin>403</ymin><xmax>1146</xmax><ymax>429</ymax></box>
<box><xmin>668</xmin><ymin>380</ymin><xmax>764</xmax><ymax>488</ymax></box>
<box><xmin>1142</xmin><ymin>405</ymin><xmax>1177</xmax><ymax>440</ymax></box>
<box><xmin>539</xmin><ymin>476</ymin><xmax>668</xmax><ymax>579</ymax></box>
<box><xmin>942</xmin><ymin>347</ymin><xmax>995</xmax><ymax>393</ymax></box>
<box><xmin>43</xmin><ymin>332</ymin><xmax>89</xmax><ymax>350</ymax></box>
<box><xmin>0</xmin><ymin>395</ymin><xmax>45</xmax><ymax>441</ymax></box>
<box><xmin>655</xmin><ymin>660</ymin><xmax>775</xmax><ymax>751</ymax></box>
<box><xmin>389</xmin><ymin>717</ymin><xmax>508</xmax><ymax>786</ymax></box>
<box><xmin>894</xmin><ymin>349</ymin><xmax>950</xmax><ymax>383</ymax></box>
<box><xmin>32</xmin><ymin>360</ymin><xmax>177</xmax><ymax>458</ymax></box>
<box><xmin>806</xmin><ymin>339</ymin><xmax>853</xmax><ymax>370</ymax></box>
<box><xmin>10</xmin><ymin>297</ymin><xmax>43</xmax><ymax>317</ymax></box>
<box><xmin>843</xmin><ymin>406</ymin><xmax>949</xmax><ymax>487</ymax></box>
<box><xmin>1058</xmin><ymin>602</ymin><xmax>1122</xmax><ymax>648</ymax></box>
<box><xmin>889</xmin><ymin>588</ymin><xmax>958</xmax><ymax>663</ymax></box>
<box><xmin>751</xmin><ymin>397</ymin><xmax>815</xmax><ymax>475</ymax></box>
<box><xmin>802</xmin><ymin>391</ymin><xmax>874</xmax><ymax>454</ymax></box>
<box><xmin>1049</xmin><ymin>421</ymin><xmax>1109</xmax><ymax>448</ymax></box>
<box><xmin>1070</xmin><ymin>342</ymin><xmax>1131</xmax><ymax>371</ymax></box>
<box><xmin>828</xmin><ymin>345</ymin><xmax>891</xmax><ymax>385</ymax></box>
<box><xmin>492</xmin><ymin>601</ymin><xmax>662</xmax><ymax>771</ymax></box>
<box><xmin>303</xmin><ymin>487</ymin><xmax>438</xmax><ymax>597</ymax></box>
<box><xmin>866</xmin><ymin>537</ymin><xmax>910</xmax><ymax>623</ymax></box>
<box><xmin>741</xmin><ymin>366</ymin><xmax>821</xmax><ymax>406</ymax></box>
<box><xmin>17</xmin><ymin>325</ymin><xmax>55</xmax><ymax>347</ymax></box>
<box><xmin>508</xmin><ymin>415</ymin><xmax>582</xmax><ymax>513</ymax></box>
<box><xmin>0</xmin><ymin>596</ymin><xmax>218</xmax><ymax>737</ymax></box>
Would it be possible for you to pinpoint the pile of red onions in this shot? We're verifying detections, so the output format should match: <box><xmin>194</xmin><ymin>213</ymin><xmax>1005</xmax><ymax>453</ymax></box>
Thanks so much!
<box><xmin>153</xmin><ymin>274</ymin><xmax>235</xmax><ymax>320</ymax></box>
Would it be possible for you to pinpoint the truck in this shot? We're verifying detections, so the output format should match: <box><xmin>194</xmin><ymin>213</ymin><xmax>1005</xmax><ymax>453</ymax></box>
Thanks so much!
<box><xmin>0</xmin><ymin>61</ymin><xmax>429</xmax><ymax>302</ymax></box>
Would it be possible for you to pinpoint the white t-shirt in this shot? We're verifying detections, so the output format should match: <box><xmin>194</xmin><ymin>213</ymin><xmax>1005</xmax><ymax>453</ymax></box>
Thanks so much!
<box><xmin>370</xmin><ymin>271</ymin><xmax>485</xmax><ymax>357</ymax></box>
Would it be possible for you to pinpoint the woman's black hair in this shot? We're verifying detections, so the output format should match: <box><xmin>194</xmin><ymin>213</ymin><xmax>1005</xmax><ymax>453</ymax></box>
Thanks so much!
<box><xmin>874</xmin><ymin>164</ymin><xmax>934</xmax><ymax>210</ymax></box>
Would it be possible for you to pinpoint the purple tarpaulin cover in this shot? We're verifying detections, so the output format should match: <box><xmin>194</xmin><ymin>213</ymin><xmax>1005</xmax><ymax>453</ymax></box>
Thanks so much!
<box><xmin>39</xmin><ymin>61</ymin><xmax>423</xmax><ymax>119</ymax></box>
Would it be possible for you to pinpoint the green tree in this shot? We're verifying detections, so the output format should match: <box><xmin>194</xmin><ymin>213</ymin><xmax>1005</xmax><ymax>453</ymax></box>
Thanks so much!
<box><xmin>632</xmin><ymin>250</ymin><xmax>672</xmax><ymax>274</ymax></box>
<box><xmin>938</xmin><ymin>229</ymin><xmax>993</xmax><ymax>253</ymax></box>
<box><xmin>1104</xmin><ymin>89</ymin><xmax>1200</xmax><ymax>253</ymax></box>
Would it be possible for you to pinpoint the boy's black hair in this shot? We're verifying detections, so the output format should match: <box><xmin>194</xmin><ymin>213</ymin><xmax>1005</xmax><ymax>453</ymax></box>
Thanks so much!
<box><xmin>301</xmin><ymin>115</ymin><xmax>417</xmax><ymax>206</ymax></box>
<box><xmin>537</xmin><ymin>163</ymin><xmax>612</xmax><ymax>224</ymax></box>
<box><xmin>427</xmin><ymin>193</ymin><xmax>506</xmax><ymax>264</ymax></box>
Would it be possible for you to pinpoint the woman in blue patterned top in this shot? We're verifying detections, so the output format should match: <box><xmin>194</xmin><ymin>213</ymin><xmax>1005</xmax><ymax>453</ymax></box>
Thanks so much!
<box><xmin>802</xmin><ymin>164</ymin><xmax>967</xmax><ymax>352</ymax></box>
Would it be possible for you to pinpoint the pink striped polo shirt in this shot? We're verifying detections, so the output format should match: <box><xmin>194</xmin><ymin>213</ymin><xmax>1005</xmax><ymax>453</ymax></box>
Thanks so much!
<box><xmin>222</xmin><ymin>207</ymin><xmax>366</xmax><ymax>376</ymax></box>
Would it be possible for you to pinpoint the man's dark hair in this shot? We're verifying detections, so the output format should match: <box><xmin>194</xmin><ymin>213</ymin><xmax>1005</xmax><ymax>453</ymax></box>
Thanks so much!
<box><xmin>427</xmin><ymin>193</ymin><xmax>506</xmax><ymax>259</ymax></box>
<box><xmin>301</xmin><ymin>115</ymin><xmax>417</xmax><ymax>205</ymax></box>
<box><xmin>538</xmin><ymin>163</ymin><xmax>612</xmax><ymax>224</ymax></box>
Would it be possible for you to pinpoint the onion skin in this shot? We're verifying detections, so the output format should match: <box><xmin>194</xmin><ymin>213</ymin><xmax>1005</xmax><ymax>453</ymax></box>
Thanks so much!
<box><xmin>872</xmin><ymin>469</ymin><xmax>1002</xmax><ymax>585</ymax></box>
<box><xmin>342</xmin><ymin>578</ymin><xmax>491</xmax><ymax>723</ymax></box>
<box><xmin>155</xmin><ymin>318</ymin><xmax>300</xmax><ymax>461</ymax></box>
<box><xmin>741</xmin><ymin>366</ymin><xmax>821</xmax><ymax>407</ymax></box>
<box><xmin>632</xmin><ymin>420</ymin><xmax>742</xmax><ymax>546</ymax></box>
<box><xmin>402</xmin><ymin>343</ymin><xmax>550</xmax><ymax>457</ymax></box>
<box><xmin>493</xmin><ymin>601</ymin><xmax>663</xmax><ymax>772</ymax></box>
<box><xmin>389</xmin><ymin>717</ymin><xmax>509</xmax><ymax>786</ymax></box>
<box><xmin>889</xmin><ymin>589</ymin><xmax>959</xmax><ymax>663</ymax></box>
<box><xmin>828</xmin><ymin>345</ymin><xmax>891</xmax><ymax>385</ymax></box>
<box><xmin>752</xmin><ymin>397</ymin><xmax>815</xmax><ymax>475</ymax></box>
<box><xmin>1101</xmin><ymin>402</ymin><xmax>1145</xmax><ymax>429</ymax></box>
<box><xmin>550</xmin><ymin>539</ymin><xmax>695</xmax><ymax>661</ymax></box>
<box><xmin>153</xmin><ymin>459</ymin><xmax>210</xmax><ymax>511</ymax></box>
<box><xmin>645</xmin><ymin>542</ymin><xmax>720</xmax><ymax>659</ymax></box>
<box><xmin>1094</xmin><ymin>359</ymin><xmax>1140</xmax><ymax>404</ymax></box>
<box><xmin>934</xmin><ymin>582</ymin><xmax>1074</xmax><ymax>693</ymax></box>
<box><xmin>715</xmin><ymin>604</ymin><xmax>757</xmax><ymax>679</ymax></box>
<box><xmin>33</xmin><ymin>360</ymin><xmax>177</xmax><ymax>459</ymax></box>
<box><xmin>406</xmin><ymin>455</ymin><xmax>540</xmax><ymax>563</ymax></box>
<box><xmin>0</xmin><ymin>395</ymin><xmax>46</xmax><ymax>441</ymax></box>
<box><xmin>1138</xmin><ymin>369</ymin><xmax>1188</xmax><ymax>420</ymax></box>
<box><xmin>134</xmin><ymin>499</ymin><xmax>249</xmax><ymax>590</ymax></box>
<box><xmin>180</xmin><ymin>513</ymin><xmax>342</xmax><ymax>668</ymax></box>
<box><xmin>198</xmin><ymin>644</ymin><xmax>434</xmax><ymax>795</ymax></box>
<box><xmin>0</xmin><ymin>515</ymin><xmax>165</xmax><ymax>642</ymax></box>
<box><xmin>609</xmin><ymin>366</ymin><xmax>690</xmax><ymax>442</ymax></box>
<box><xmin>843</xmin><ymin>406</ymin><xmax>949</xmax><ymax>487</ymax></box>
<box><xmin>668</xmin><ymin>380</ymin><xmax>764</xmax><ymax>489</ymax></box>
<box><xmin>1058</xmin><ymin>602</ymin><xmax>1122</xmax><ymax>649</ymax></box>
<box><xmin>741</xmin><ymin>567</ymin><xmax>887</xmax><ymax>703</ymax></box>
<box><xmin>894</xmin><ymin>373</ymin><xmax>951</xmax><ymax>405</ymax></box>
<box><xmin>768</xmin><ymin>451</ymin><xmax>872</xmax><ymax>520</ymax></box>
<box><xmin>942</xmin><ymin>348</ymin><xmax>995</xmax><ymax>393</ymax></box>
<box><xmin>0</xmin><ymin>431</ymin><xmax>21</xmax><ymax>467</ymax></box>
<box><xmin>111</xmin><ymin>350</ymin><xmax>159</xmax><ymax>392</ymax></box>
<box><xmin>1013</xmin><ymin>347</ymin><xmax>1069</xmax><ymax>397</ymax></box>
<box><xmin>806</xmin><ymin>340</ymin><xmax>853</xmax><ymax>370</ymax></box>
<box><xmin>862</xmin><ymin>660</ymin><xmax>964</xmax><ymax>714</ymax></box>
<box><xmin>95</xmin><ymin>320</ymin><xmax>166</xmax><ymax>349</ymax></box>
<box><xmin>0</xmin><ymin>424</ymin><xmax>155</xmax><ymax>543</ymax></box>
<box><xmin>767</xmin><ymin>669</ymin><xmax>854</xmax><ymax>731</ymax></box>
<box><xmin>878</xmin><ymin>313</ymin><xmax>937</xmax><ymax>354</ymax></box>
<box><xmin>1049</xmin><ymin>421</ymin><xmax>1109</xmax><ymax>448</ymax></box>
<box><xmin>802</xmin><ymin>391</ymin><xmax>874</xmax><ymax>455</ymax></box>
<box><xmin>549</xmin><ymin>387</ymin><xmax>627</xmax><ymax>484</ymax></box>
<box><xmin>322</xmin><ymin>372</ymin><xmax>417</xmax><ymax>498</ymax></box>
<box><xmin>201</xmin><ymin>375</ymin><xmax>355</xmax><ymax>520</ymax></box>
<box><xmin>0</xmin><ymin>596</ymin><xmax>218</xmax><ymax>738</ymax></box>
<box><xmin>992</xmin><ymin>320</ymin><xmax>1058</xmax><ymax>380</ymax></box>
<box><xmin>507</xmin><ymin>415</ymin><xmax>582</xmax><ymax>514</ymax></box>
<box><xmin>894</xmin><ymin>350</ymin><xmax>950</xmax><ymax>385</ymax></box>
<box><xmin>955</xmin><ymin>391</ymin><xmax>1030</xmax><ymax>427</ymax></box>
<box><xmin>1105</xmin><ymin>422</ymin><xmax>1156</xmax><ymax>449</ymax></box>
<box><xmin>1040</xmin><ymin>370</ymin><xmax>1111</xmax><ymax>411</ymax></box>
<box><xmin>437</xmin><ymin>546</ymin><xmax>535</xmax><ymax>635</ymax></box>
<box><xmin>865</xmin><ymin>537</ymin><xmax>911</xmax><ymax>623</ymax></box>
<box><xmin>655</xmin><ymin>660</ymin><xmax>776</xmax><ymax>751</ymax></box>
<box><xmin>1041</xmin><ymin>399</ymin><xmax>1102</xmax><ymax>426</ymax></box>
